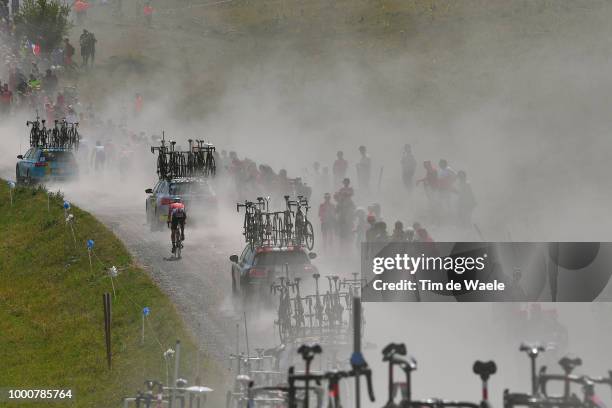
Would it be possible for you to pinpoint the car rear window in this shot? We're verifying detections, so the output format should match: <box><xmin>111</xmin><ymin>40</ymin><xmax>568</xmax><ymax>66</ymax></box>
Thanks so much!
<box><xmin>42</xmin><ymin>151</ymin><xmax>74</xmax><ymax>162</ymax></box>
<box><xmin>254</xmin><ymin>251</ymin><xmax>309</xmax><ymax>266</ymax></box>
<box><xmin>169</xmin><ymin>182</ymin><xmax>211</xmax><ymax>196</ymax></box>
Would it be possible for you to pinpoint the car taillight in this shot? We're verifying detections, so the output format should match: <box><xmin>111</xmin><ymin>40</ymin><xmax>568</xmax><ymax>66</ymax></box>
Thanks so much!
<box><xmin>34</xmin><ymin>162</ymin><xmax>47</xmax><ymax>167</ymax></box>
<box><xmin>160</xmin><ymin>197</ymin><xmax>172</xmax><ymax>205</ymax></box>
<box><xmin>248</xmin><ymin>268</ymin><xmax>268</xmax><ymax>278</ymax></box>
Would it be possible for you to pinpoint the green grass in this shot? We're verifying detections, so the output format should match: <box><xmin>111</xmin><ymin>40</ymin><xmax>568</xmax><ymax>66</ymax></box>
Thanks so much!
<box><xmin>0</xmin><ymin>181</ymin><xmax>222</xmax><ymax>407</ymax></box>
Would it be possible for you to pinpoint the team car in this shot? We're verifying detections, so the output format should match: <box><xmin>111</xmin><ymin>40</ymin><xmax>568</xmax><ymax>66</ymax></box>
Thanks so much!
<box><xmin>230</xmin><ymin>245</ymin><xmax>317</xmax><ymax>301</ymax></box>
<box><xmin>145</xmin><ymin>177</ymin><xmax>217</xmax><ymax>230</ymax></box>
<box><xmin>16</xmin><ymin>147</ymin><xmax>79</xmax><ymax>184</ymax></box>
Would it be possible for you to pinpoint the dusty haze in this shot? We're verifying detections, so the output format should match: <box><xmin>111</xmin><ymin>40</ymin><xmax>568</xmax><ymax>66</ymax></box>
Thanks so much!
<box><xmin>2</xmin><ymin>0</ymin><xmax>612</xmax><ymax>405</ymax></box>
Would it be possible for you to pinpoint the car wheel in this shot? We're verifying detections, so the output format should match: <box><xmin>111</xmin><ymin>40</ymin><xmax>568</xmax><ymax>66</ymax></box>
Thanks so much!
<box><xmin>25</xmin><ymin>169</ymin><xmax>32</xmax><ymax>185</ymax></box>
<box><xmin>16</xmin><ymin>165</ymin><xmax>22</xmax><ymax>184</ymax></box>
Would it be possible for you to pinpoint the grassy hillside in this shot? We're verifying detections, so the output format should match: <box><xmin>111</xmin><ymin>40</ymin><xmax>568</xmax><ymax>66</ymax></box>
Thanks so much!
<box><xmin>0</xmin><ymin>182</ymin><xmax>221</xmax><ymax>407</ymax></box>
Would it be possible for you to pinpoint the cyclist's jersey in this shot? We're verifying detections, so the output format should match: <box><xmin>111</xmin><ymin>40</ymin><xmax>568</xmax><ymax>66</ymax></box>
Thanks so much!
<box><xmin>168</xmin><ymin>202</ymin><xmax>186</xmax><ymax>228</ymax></box>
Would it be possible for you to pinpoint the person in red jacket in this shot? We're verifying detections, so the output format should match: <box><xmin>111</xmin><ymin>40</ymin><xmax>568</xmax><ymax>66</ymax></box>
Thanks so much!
<box><xmin>73</xmin><ymin>0</ymin><xmax>90</xmax><ymax>25</ymax></box>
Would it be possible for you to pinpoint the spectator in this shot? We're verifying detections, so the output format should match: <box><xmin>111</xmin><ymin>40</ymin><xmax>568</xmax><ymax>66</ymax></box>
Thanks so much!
<box><xmin>42</xmin><ymin>69</ymin><xmax>58</xmax><ymax>95</ymax></box>
<box><xmin>356</xmin><ymin>145</ymin><xmax>371</xmax><ymax>191</ymax></box>
<box><xmin>63</xmin><ymin>38</ymin><xmax>75</xmax><ymax>67</ymax></box>
<box><xmin>88</xmin><ymin>31</ymin><xmax>97</xmax><ymax>65</ymax></box>
<box><xmin>318</xmin><ymin>193</ymin><xmax>336</xmax><ymax>251</ymax></box>
<box><xmin>143</xmin><ymin>1</ymin><xmax>153</xmax><ymax>27</ymax></box>
<box><xmin>455</xmin><ymin>170</ymin><xmax>476</xmax><ymax>227</ymax></box>
<box><xmin>401</xmin><ymin>144</ymin><xmax>416</xmax><ymax>192</ymax></box>
<box><xmin>79</xmin><ymin>29</ymin><xmax>90</xmax><ymax>66</ymax></box>
<box><xmin>332</xmin><ymin>150</ymin><xmax>348</xmax><ymax>188</ymax></box>
<box><xmin>391</xmin><ymin>221</ymin><xmax>407</xmax><ymax>241</ymax></box>
<box><xmin>134</xmin><ymin>92</ymin><xmax>143</xmax><ymax>116</ymax></box>
<box><xmin>73</xmin><ymin>0</ymin><xmax>90</xmax><ymax>25</ymax></box>
<box><xmin>0</xmin><ymin>83</ymin><xmax>12</xmax><ymax>114</ymax></box>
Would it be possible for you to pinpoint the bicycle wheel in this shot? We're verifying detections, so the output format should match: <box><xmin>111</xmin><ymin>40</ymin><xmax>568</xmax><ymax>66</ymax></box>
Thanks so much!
<box><xmin>304</xmin><ymin>220</ymin><xmax>314</xmax><ymax>250</ymax></box>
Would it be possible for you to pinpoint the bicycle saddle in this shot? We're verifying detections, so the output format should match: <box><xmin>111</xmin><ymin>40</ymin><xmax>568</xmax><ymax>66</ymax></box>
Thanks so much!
<box><xmin>297</xmin><ymin>344</ymin><xmax>322</xmax><ymax>361</ymax></box>
<box><xmin>382</xmin><ymin>343</ymin><xmax>407</xmax><ymax>360</ymax></box>
<box><xmin>558</xmin><ymin>356</ymin><xmax>582</xmax><ymax>374</ymax></box>
<box><xmin>473</xmin><ymin>361</ymin><xmax>497</xmax><ymax>381</ymax></box>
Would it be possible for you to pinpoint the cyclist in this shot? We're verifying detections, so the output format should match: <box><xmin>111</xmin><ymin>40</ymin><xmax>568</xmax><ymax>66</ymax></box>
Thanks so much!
<box><xmin>167</xmin><ymin>197</ymin><xmax>187</xmax><ymax>254</ymax></box>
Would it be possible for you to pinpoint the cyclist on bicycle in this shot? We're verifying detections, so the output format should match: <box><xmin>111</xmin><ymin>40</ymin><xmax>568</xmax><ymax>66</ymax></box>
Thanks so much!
<box><xmin>167</xmin><ymin>197</ymin><xmax>187</xmax><ymax>254</ymax></box>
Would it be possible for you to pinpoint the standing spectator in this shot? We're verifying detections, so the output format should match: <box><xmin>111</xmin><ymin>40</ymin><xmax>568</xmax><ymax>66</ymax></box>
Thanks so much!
<box><xmin>143</xmin><ymin>1</ymin><xmax>153</xmax><ymax>27</ymax></box>
<box><xmin>134</xmin><ymin>92</ymin><xmax>143</xmax><ymax>116</ymax></box>
<box><xmin>0</xmin><ymin>83</ymin><xmax>12</xmax><ymax>114</ymax></box>
<box><xmin>0</xmin><ymin>0</ymin><xmax>9</xmax><ymax>20</ymax></box>
<box><xmin>45</xmin><ymin>101</ymin><xmax>55</xmax><ymax>123</ymax></box>
<box><xmin>401</xmin><ymin>144</ymin><xmax>416</xmax><ymax>192</ymax></box>
<box><xmin>437</xmin><ymin>159</ymin><xmax>456</xmax><ymax>214</ymax></box>
<box><xmin>332</xmin><ymin>150</ymin><xmax>348</xmax><ymax>188</ymax></box>
<box><xmin>333</xmin><ymin>177</ymin><xmax>355</xmax><ymax>248</ymax></box>
<box><xmin>356</xmin><ymin>145</ymin><xmax>371</xmax><ymax>191</ymax></box>
<box><xmin>63</xmin><ymin>38</ymin><xmax>75</xmax><ymax>67</ymax></box>
<box><xmin>454</xmin><ymin>170</ymin><xmax>476</xmax><ymax>227</ymax></box>
<box><xmin>73</xmin><ymin>0</ymin><xmax>90</xmax><ymax>25</ymax></box>
<box><xmin>391</xmin><ymin>221</ymin><xmax>407</xmax><ymax>241</ymax></box>
<box><xmin>79</xmin><ymin>29</ymin><xmax>90</xmax><ymax>66</ymax></box>
<box><xmin>87</xmin><ymin>31</ymin><xmax>97</xmax><ymax>65</ymax></box>
<box><xmin>318</xmin><ymin>193</ymin><xmax>336</xmax><ymax>251</ymax></box>
<box><xmin>42</xmin><ymin>69</ymin><xmax>58</xmax><ymax>95</ymax></box>
<box><xmin>353</xmin><ymin>208</ymin><xmax>368</xmax><ymax>249</ymax></box>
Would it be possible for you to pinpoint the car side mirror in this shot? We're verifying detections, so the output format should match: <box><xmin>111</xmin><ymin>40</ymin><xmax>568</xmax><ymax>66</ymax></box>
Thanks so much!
<box><xmin>229</xmin><ymin>255</ymin><xmax>239</xmax><ymax>263</ymax></box>
<box><xmin>145</xmin><ymin>188</ymin><xmax>153</xmax><ymax>194</ymax></box>
<box><xmin>17</xmin><ymin>155</ymin><xmax>23</xmax><ymax>159</ymax></box>
<box><xmin>308</xmin><ymin>252</ymin><xmax>317</xmax><ymax>260</ymax></box>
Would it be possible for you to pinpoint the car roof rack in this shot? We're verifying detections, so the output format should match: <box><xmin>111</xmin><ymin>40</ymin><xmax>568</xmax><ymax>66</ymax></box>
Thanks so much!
<box><xmin>151</xmin><ymin>132</ymin><xmax>216</xmax><ymax>181</ymax></box>
<box><xmin>27</xmin><ymin>116</ymin><xmax>80</xmax><ymax>151</ymax></box>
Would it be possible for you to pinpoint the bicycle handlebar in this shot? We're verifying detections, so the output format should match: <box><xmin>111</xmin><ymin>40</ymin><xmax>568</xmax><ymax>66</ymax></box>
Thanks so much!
<box><xmin>519</xmin><ymin>342</ymin><xmax>546</xmax><ymax>357</ymax></box>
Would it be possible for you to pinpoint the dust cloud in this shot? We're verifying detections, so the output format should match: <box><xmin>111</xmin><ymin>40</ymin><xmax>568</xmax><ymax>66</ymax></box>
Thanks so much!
<box><xmin>3</xmin><ymin>0</ymin><xmax>612</xmax><ymax>404</ymax></box>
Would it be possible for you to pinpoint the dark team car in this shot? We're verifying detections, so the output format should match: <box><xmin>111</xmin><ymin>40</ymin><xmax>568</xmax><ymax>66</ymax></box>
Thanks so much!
<box><xmin>230</xmin><ymin>245</ymin><xmax>318</xmax><ymax>300</ymax></box>
<box><xmin>16</xmin><ymin>147</ymin><xmax>78</xmax><ymax>184</ymax></box>
<box><xmin>145</xmin><ymin>177</ymin><xmax>217</xmax><ymax>230</ymax></box>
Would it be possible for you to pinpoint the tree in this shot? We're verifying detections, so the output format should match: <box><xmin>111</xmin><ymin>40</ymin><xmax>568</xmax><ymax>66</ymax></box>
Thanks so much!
<box><xmin>14</xmin><ymin>0</ymin><xmax>72</xmax><ymax>53</ymax></box>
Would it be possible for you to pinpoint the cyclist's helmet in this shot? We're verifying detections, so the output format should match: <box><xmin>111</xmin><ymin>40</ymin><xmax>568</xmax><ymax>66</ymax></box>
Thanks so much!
<box><xmin>171</xmin><ymin>196</ymin><xmax>183</xmax><ymax>204</ymax></box>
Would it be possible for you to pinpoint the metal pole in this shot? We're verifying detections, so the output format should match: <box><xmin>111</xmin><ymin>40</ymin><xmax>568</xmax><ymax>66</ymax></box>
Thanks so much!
<box><xmin>103</xmin><ymin>293</ymin><xmax>112</xmax><ymax>370</ymax></box>
<box><xmin>141</xmin><ymin>314</ymin><xmax>145</xmax><ymax>345</ymax></box>
<box><xmin>354</xmin><ymin>296</ymin><xmax>361</xmax><ymax>408</ymax></box>
<box><xmin>170</xmin><ymin>340</ymin><xmax>181</xmax><ymax>408</ymax></box>
<box><xmin>244</xmin><ymin>312</ymin><xmax>250</xmax><ymax>360</ymax></box>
